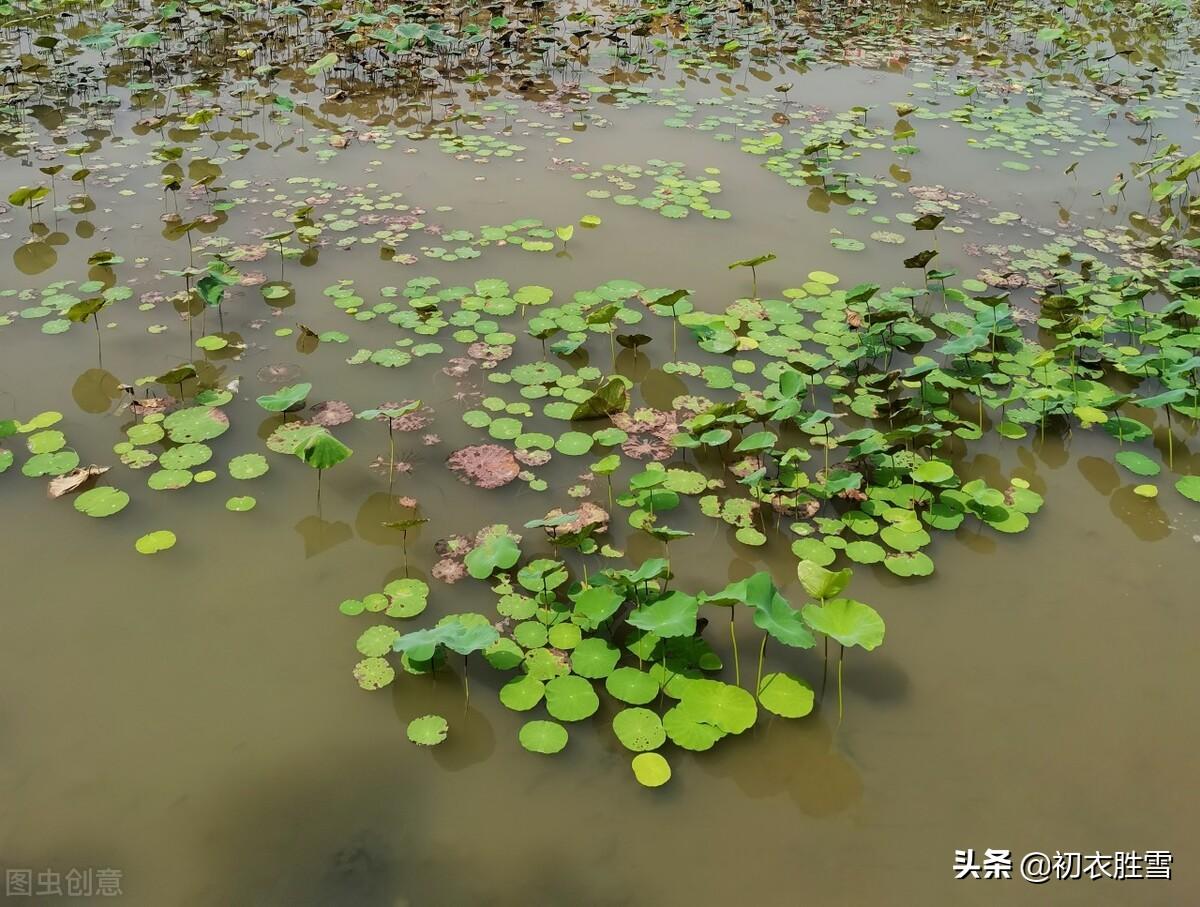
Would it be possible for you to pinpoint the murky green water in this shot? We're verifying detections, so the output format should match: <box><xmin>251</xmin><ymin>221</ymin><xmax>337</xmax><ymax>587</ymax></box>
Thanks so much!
<box><xmin>2</xmin><ymin>1</ymin><xmax>1198</xmax><ymax>904</ymax></box>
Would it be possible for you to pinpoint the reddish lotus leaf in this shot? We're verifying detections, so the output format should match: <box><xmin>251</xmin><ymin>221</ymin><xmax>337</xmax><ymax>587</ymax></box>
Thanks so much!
<box><xmin>446</xmin><ymin>444</ymin><xmax>519</xmax><ymax>489</ymax></box>
<box><xmin>310</xmin><ymin>400</ymin><xmax>354</xmax><ymax>427</ymax></box>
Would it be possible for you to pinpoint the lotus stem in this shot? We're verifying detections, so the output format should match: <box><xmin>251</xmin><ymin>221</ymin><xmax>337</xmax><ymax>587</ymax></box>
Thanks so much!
<box><xmin>755</xmin><ymin>633</ymin><xmax>767</xmax><ymax>697</ymax></box>
<box><xmin>463</xmin><ymin>653</ymin><xmax>470</xmax><ymax>707</ymax></box>
<box><xmin>820</xmin><ymin>635</ymin><xmax>828</xmax><ymax>701</ymax></box>
<box><xmin>837</xmin><ymin>644</ymin><xmax>845</xmax><ymax>726</ymax></box>
<box><xmin>729</xmin><ymin>610</ymin><xmax>741</xmax><ymax>687</ymax></box>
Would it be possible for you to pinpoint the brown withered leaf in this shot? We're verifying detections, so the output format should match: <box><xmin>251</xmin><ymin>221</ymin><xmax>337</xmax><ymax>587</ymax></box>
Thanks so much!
<box><xmin>47</xmin><ymin>464</ymin><xmax>109</xmax><ymax>499</ymax></box>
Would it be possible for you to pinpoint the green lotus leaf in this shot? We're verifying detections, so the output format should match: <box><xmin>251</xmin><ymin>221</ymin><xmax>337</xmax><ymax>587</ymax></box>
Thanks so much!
<box><xmin>357</xmin><ymin>625</ymin><xmax>401</xmax><ymax>657</ymax></box>
<box><xmin>570</xmin><ymin>584</ymin><xmax>623</xmax><ymax>629</ymax></box>
<box><xmin>1177</xmin><ymin>475</ymin><xmax>1200</xmax><ymax>503</ymax></box>
<box><xmin>757</xmin><ymin>672</ymin><xmax>815</xmax><ymax>718</ymax></box>
<box><xmin>465</xmin><ymin>526</ymin><xmax>521</xmax><ymax>579</ymax></box>
<box><xmin>570</xmin><ymin>637</ymin><xmax>621</xmax><ymax>678</ymax></box>
<box><xmin>163</xmin><ymin>406</ymin><xmax>230</xmax><ymax>443</ymax></box>
<box><xmin>256</xmin><ymin>382</ymin><xmax>312</xmax><ymax>413</ymax></box>
<box><xmin>519</xmin><ymin>719</ymin><xmax>568</xmax><ymax>754</ymax></box>
<box><xmin>499</xmin><ymin>675</ymin><xmax>545</xmax><ymax>711</ymax></box>
<box><xmin>407</xmin><ymin>714</ymin><xmax>448</xmax><ymax>746</ymax></box>
<box><xmin>675</xmin><ymin>679</ymin><xmax>757</xmax><ymax>734</ymax></box>
<box><xmin>543</xmin><ymin>674</ymin><xmax>600</xmax><ymax>722</ymax></box>
<box><xmin>627</xmin><ymin>591</ymin><xmax>698</xmax><ymax>639</ymax></box>
<box><xmin>631</xmin><ymin>752</ymin><xmax>671</xmax><ymax>787</ymax></box>
<box><xmin>226</xmin><ymin>495</ymin><xmax>256</xmax><ymax>512</ymax></box>
<box><xmin>383</xmin><ymin>578</ymin><xmax>428</xmax><ymax>618</ymax></box>
<box><xmin>135</xmin><ymin>530</ymin><xmax>176</xmax><ymax>555</ymax></box>
<box><xmin>612</xmin><ymin>707</ymin><xmax>666</xmax><ymax>752</ymax></box>
<box><xmin>605</xmin><ymin>667</ymin><xmax>660</xmax><ymax>705</ymax></box>
<box><xmin>353</xmin><ymin>657</ymin><xmax>394</xmax><ymax>691</ymax></box>
<box><xmin>662</xmin><ymin>706</ymin><xmax>726</xmax><ymax>751</ymax></box>
<box><xmin>74</xmin><ymin>486</ymin><xmax>129</xmax><ymax>517</ymax></box>
<box><xmin>229</xmin><ymin>453</ymin><xmax>269</xmax><ymax>479</ymax></box>
<box><xmin>801</xmin><ymin>598</ymin><xmax>885</xmax><ymax>650</ymax></box>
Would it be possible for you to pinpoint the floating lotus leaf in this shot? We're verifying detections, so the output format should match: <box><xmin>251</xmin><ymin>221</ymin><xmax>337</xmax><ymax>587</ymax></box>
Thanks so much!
<box><xmin>499</xmin><ymin>675</ymin><xmax>545</xmax><ymax>711</ymax></box>
<box><xmin>383</xmin><ymin>578</ymin><xmax>428</xmax><ymax>618</ymax></box>
<box><xmin>675</xmin><ymin>679</ymin><xmax>757</xmax><ymax>734</ymax></box>
<box><xmin>229</xmin><ymin>453</ymin><xmax>269</xmax><ymax>479</ymax></box>
<box><xmin>662</xmin><ymin>706</ymin><xmax>726</xmax><ymax>751</ymax></box>
<box><xmin>1177</xmin><ymin>476</ymin><xmax>1200</xmax><ymax>503</ymax></box>
<box><xmin>163</xmin><ymin>406</ymin><xmax>229</xmax><ymax>443</ymax></box>
<box><xmin>148</xmin><ymin>469</ymin><xmax>193</xmax><ymax>491</ymax></box>
<box><xmin>757</xmin><ymin>672</ymin><xmax>815</xmax><ymax>718</ymax></box>
<box><xmin>543</xmin><ymin>674</ymin><xmax>600</xmax><ymax>722</ymax></box>
<box><xmin>159</xmin><ymin>443</ymin><xmax>211</xmax><ymax>470</ymax></box>
<box><xmin>612</xmin><ymin>708</ymin><xmax>666</xmax><ymax>752</ymax></box>
<box><xmin>74</xmin><ymin>486</ymin><xmax>129</xmax><ymax>517</ymax></box>
<box><xmin>447</xmin><ymin>444</ymin><xmax>520</xmax><ymax>489</ymax></box>
<box><xmin>135</xmin><ymin>529</ymin><xmax>176</xmax><ymax>555</ymax></box>
<box><xmin>353</xmin><ymin>657</ymin><xmax>394</xmax><ymax>691</ymax></box>
<box><xmin>570</xmin><ymin>637</ymin><xmax>621</xmax><ymax>678</ymax></box>
<box><xmin>519</xmin><ymin>719</ymin><xmax>568</xmax><ymax>754</ymax></box>
<box><xmin>226</xmin><ymin>495</ymin><xmax>256</xmax><ymax>512</ymax></box>
<box><xmin>605</xmin><ymin>667</ymin><xmax>660</xmax><ymax>705</ymax></box>
<box><xmin>357</xmin><ymin>625</ymin><xmax>401</xmax><ymax>657</ymax></box>
<box><xmin>407</xmin><ymin>714</ymin><xmax>448</xmax><ymax>746</ymax></box>
<box><xmin>23</xmin><ymin>450</ymin><xmax>80</xmax><ymax>477</ymax></box>
<box><xmin>631</xmin><ymin>752</ymin><xmax>671</xmax><ymax>787</ymax></box>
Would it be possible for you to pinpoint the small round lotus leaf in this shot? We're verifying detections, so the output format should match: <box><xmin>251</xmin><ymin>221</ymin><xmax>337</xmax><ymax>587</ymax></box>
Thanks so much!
<box><xmin>911</xmin><ymin>460</ymin><xmax>955</xmax><ymax>483</ymax></box>
<box><xmin>383</xmin><ymin>578</ymin><xmax>428</xmax><ymax>618</ymax></box>
<box><xmin>570</xmin><ymin>637</ymin><xmax>620</xmax><ymax>678</ymax></box>
<box><xmin>631</xmin><ymin>752</ymin><xmax>671</xmax><ymax>787</ymax></box>
<box><xmin>407</xmin><ymin>714</ymin><xmax>448</xmax><ymax>746</ymax></box>
<box><xmin>554</xmin><ymin>431</ymin><xmax>593</xmax><ymax>456</ymax></box>
<box><xmin>676</xmin><ymin>679</ymin><xmax>758</xmax><ymax>734</ymax></box>
<box><xmin>499</xmin><ymin>674</ymin><xmax>545</xmax><ymax>711</ymax></box>
<box><xmin>339</xmin><ymin>598</ymin><xmax>365</xmax><ymax>616</ymax></box>
<box><xmin>613</xmin><ymin>708</ymin><xmax>666</xmax><ymax>752</ymax></box>
<box><xmin>605</xmin><ymin>667</ymin><xmax>660</xmax><ymax>705</ymax></box>
<box><xmin>662</xmin><ymin>706</ymin><xmax>726</xmax><ymax>751</ymax></box>
<box><xmin>519</xmin><ymin>719</ymin><xmax>568</xmax><ymax>754</ymax></box>
<box><xmin>27</xmin><ymin>430</ymin><xmax>66</xmax><ymax>454</ymax></box>
<box><xmin>514</xmin><ymin>621</ymin><xmax>548</xmax><ymax>649</ymax></box>
<box><xmin>544</xmin><ymin>674</ymin><xmax>600</xmax><ymax>721</ymax></box>
<box><xmin>884</xmin><ymin>552</ymin><xmax>935</xmax><ymax>577</ymax></box>
<box><xmin>1114</xmin><ymin>451</ymin><xmax>1159</xmax><ymax>477</ymax></box>
<box><xmin>757</xmin><ymin>672</ymin><xmax>815</xmax><ymax>718</ymax></box>
<box><xmin>74</xmin><ymin>486</ymin><xmax>129</xmax><ymax>517</ymax></box>
<box><xmin>126</xmin><ymin>422</ymin><xmax>165</xmax><ymax>445</ymax></box>
<box><xmin>23</xmin><ymin>450</ymin><xmax>80</xmax><ymax>477</ymax></box>
<box><xmin>135</xmin><ymin>529</ymin><xmax>176</xmax><ymax>555</ymax></box>
<box><xmin>226</xmin><ymin>495</ymin><xmax>256</xmax><ymax>512</ymax></box>
<box><xmin>18</xmin><ymin>411</ymin><xmax>62</xmax><ymax>432</ymax></box>
<box><xmin>0</xmin><ymin>450</ymin><xmax>11</xmax><ymax>474</ymax></box>
<box><xmin>1133</xmin><ymin>484</ymin><xmax>1158</xmax><ymax>499</ymax></box>
<box><xmin>363</xmin><ymin>593</ymin><xmax>389</xmax><ymax>613</ymax></box>
<box><xmin>510</xmin><ymin>361</ymin><xmax>561</xmax><ymax>385</ymax></box>
<box><xmin>148</xmin><ymin>468</ymin><xmax>193</xmax><ymax>491</ymax></box>
<box><xmin>523</xmin><ymin>647</ymin><xmax>569</xmax><ymax>681</ymax></box>
<box><xmin>229</xmin><ymin>453</ymin><xmax>269</xmax><ymax>479</ymax></box>
<box><xmin>160</xmin><ymin>443</ymin><xmax>211</xmax><ymax>470</ymax></box>
<box><xmin>357</xmin><ymin>625</ymin><xmax>401</xmax><ymax>657</ymax></box>
<box><xmin>547</xmin><ymin>623</ymin><xmax>582</xmax><ymax>650</ymax></box>
<box><xmin>1175</xmin><ymin>475</ymin><xmax>1200</xmax><ymax>503</ymax></box>
<box><xmin>163</xmin><ymin>406</ymin><xmax>229</xmax><ymax>443</ymax></box>
<box><xmin>484</xmin><ymin>637</ymin><xmax>524</xmax><ymax>670</ymax></box>
<box><xmin>353</xmin><ymin>657</ymin><xmax>394</xmax><ymax>690</ymax></box>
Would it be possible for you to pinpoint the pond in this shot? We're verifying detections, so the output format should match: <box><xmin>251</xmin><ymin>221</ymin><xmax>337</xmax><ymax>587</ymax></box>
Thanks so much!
<box><xmin>1</xmin><ymin>0</ymin><xmax>1198</xmax><ymax>903</ymax></box>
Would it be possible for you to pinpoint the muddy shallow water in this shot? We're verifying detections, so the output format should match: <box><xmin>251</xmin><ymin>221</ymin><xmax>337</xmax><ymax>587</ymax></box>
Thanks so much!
<box><xmin>1</xmin><ymin>1</ymin><xmax>1199</xmax><ymax>904</ymax></box>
